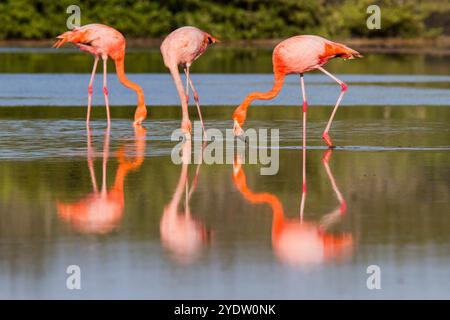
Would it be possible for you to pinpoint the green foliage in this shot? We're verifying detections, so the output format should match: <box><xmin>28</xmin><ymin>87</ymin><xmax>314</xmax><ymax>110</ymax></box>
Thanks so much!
<box><xmin>332</xmin><ymin>0</ymin><xmax>428</xmax><ymax>38</ymax></box>
<box><xmin>0</xmin><ymin>0</ymin><xmax>447</xmax><ymax>40</ymax></box>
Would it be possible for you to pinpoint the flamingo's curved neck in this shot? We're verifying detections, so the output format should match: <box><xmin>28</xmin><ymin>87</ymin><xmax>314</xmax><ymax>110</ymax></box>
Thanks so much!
<box><xmin>233</xmin><ymin>71</ymin><xmax>285</xmax><ymax>126</ymax></box>
<box><xmin>168</xmin><ymin>65</ymin><xmax>188</xmax><ymax>112</ymax></box>
<box><xmin>114</xmin><ymin>57</ymin><xmax>146</xmax><ymax>109</ymax></box>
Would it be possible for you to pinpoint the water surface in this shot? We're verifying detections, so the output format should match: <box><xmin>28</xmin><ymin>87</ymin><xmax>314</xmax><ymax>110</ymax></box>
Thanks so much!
<box><xmin>0</xmin><ymin>105</ymin><xmax>449</xmax><ymax>299</ymax></box>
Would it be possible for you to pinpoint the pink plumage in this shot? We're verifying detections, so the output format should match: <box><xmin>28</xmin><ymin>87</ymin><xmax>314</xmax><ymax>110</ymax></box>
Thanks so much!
<box><xmin>161</xmin><ymin>26</ymin><xmax>219</xmax><ymax>135</ymax></box>
<box><xmin>232</xmin><ymin>35</ymin><xmax>362</xmax><ymax>148</ymax></box>
<box><xmin>54</xmin><ymin>24</ymin><xmax>147</xmax><ymax>126</ymax></box>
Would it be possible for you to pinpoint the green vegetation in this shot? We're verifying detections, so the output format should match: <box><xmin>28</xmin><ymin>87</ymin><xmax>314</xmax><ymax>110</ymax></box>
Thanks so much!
<box><xmin>0</xmin><ymin>0</ymin><xmax>448</xmax><ymax>41</ymax></box>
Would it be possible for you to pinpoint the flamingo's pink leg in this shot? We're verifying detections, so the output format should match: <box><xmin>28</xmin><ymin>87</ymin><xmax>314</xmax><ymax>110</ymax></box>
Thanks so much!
<box><xmin>299</xmin><ymin>74</ymin><xmax>307</xmax><ymax>221</ymax></box>
<box><xmin>169</xmin><ymin>66</ymin><xmax>191</xmax><ymax>137</ymax></box>
<box><xmin>184</xmin><ymin>67</ymin><xmax>190</xmax><ymax>105</ymax></box>
<box><xmin>184</xmin><ymin>67</ymin><xmax>207</xmax><ymax>139</ymax></box>
<box><xmin>102</xmin><ymin>56</ymin><xmax>111</xmax><ymax>128</ymax></box>
<box><xmin>317</xmin><ymin>66</ymin><xmax>348</xmax><ymax>148</ymax></box>
<box><xmin>101</xmin><ymin>127</ymin><xmax>111</xmax><ymax>196</ymax></box>
<box><xmin>87</xmin><ymin>56</ymin><xmax>99</xmax><ymax>126</ymax></box>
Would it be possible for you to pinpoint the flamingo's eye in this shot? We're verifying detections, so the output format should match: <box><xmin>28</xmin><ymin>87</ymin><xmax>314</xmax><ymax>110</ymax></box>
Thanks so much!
<box><xmin>207</xmin><ymin>37</ymin><xmax>213</xmax><ymax>44</ymax></box>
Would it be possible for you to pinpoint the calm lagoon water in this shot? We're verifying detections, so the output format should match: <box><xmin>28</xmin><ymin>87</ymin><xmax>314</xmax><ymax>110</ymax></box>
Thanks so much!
<box><xmin>0</xmin><ymin>48</ymin><xmax>449</xmax><ymax>299</ymax></box>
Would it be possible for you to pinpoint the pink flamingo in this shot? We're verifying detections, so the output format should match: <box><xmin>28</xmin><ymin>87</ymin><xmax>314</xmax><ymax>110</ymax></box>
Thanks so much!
<box><xmin>160</xmin><ymin>26</ymin><xmax>219</xmax><ymax>137</ymax></box>
<box><xmin>232</xmin><ymin>35</ymin><xmax>362</xmax><ymax>148</ymax></box>
<box><xmin>53</xmin><ymin>24</ymin><xmax>147</xmax><ymax>127</ymax></box>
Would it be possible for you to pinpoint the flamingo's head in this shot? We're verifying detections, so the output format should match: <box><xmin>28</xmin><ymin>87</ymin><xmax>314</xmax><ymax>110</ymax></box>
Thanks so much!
<box><xmin>206</xmin><ymin>34</ymin><xmax>220</xmax><ymax>45</ymax></box>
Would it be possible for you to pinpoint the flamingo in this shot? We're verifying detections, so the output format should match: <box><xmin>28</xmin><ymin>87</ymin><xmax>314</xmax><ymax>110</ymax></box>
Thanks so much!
<box><xmin>160</xmin><ymin>139</ymin><xmax>210</xmax><ymax>264</ymax></box>
<box><xmin>56</xmin><ymin>125</ymin><xmax>146</xmax><ymax>234</ymax></box>
<box><xmin>53</xmin><ymin>24</ymin><xmax>147</xmax><ymax>127</ymax></box>
<box><xmin>160</xmin><ymin>26</ymin><xmax>219</xmax><ymax>137</ymax></box>
<box><xmin>232</xmin><ymin>150</ymin><xmax>352</xmax><ymax>266</ymax></box>
<box><xmin>232</xmin><ymin>35</ymin><xmax>362</xmax><ymax>148</ymax></box>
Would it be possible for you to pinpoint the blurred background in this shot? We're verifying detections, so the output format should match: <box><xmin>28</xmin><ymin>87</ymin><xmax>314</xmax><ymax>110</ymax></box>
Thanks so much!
<box><xmin>0</xmin><ymin>0</ymin><xmax>448</xmax><ymax>43</ymax></box>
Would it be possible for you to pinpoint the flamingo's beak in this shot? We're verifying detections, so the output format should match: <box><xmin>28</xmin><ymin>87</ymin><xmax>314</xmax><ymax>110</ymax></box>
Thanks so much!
<box><xmin>208</xmin><ymin>36</ymin><xmax>220</xmax><ymax>44</ymax></box>
<box><xmin>53</xmin><ymin>37</ymin><xmax>65</xmax><ymax>49</ymax></box>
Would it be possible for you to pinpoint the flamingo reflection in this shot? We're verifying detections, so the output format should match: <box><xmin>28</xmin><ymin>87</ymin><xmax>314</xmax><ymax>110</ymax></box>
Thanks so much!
<box><xmin>56</xmin><ymin>126</ymin><xmax>146</xmax><ymax>234</ymax></box>
<box><xmin>232</xmin><ymin>149</ymin><xmax>352</xmax><ymax>267</ymax></box>
<box><xmin>160</xmin><ymin>140</ymin><xmax>210</xmax><ymax>264</ymax></box>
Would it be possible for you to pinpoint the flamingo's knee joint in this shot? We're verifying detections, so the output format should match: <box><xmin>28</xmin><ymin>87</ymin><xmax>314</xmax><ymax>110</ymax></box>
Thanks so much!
<box><xmin>322</xmin><ymin>132</ymin><xmax>333</xmax><ymax>148</ymax></box>
<box><xmin>103</xmin><ymin>86</ymin><xmax>109</xmax><ymax>95</ymax></box>
<box><xmin>88</xmin><ymin>86</ymin><xmax>93</xmax><ymax>95</ymax></box>
<box><xmin>302</xmin><ymin>101</ymin><xmax>308</xmax><ymax>113</ymax></box>
<box><xmin>341</xmin><ymin>83</ymin><xmax>348</xmax><ymax>92</ymax></box>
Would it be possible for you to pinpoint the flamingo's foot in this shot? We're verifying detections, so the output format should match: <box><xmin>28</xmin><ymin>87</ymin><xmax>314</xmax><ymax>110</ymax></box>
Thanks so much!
<box><xmin>233</xmin><ymin>120</ymin><xmax>244</xmax><ymax>137</ymax></box>
<box><xmin>181</xmin><ymin>119</ymin><xmax>192</xmax><ymax>140</ymax></box>
<box><xmin>322</xmin><ymin>132</ymin><xmax>334</xmax><ymax>148</ymax></box>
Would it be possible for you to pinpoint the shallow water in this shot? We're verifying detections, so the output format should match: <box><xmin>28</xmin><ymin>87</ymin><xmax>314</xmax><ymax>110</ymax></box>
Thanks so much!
<box><xmin>1</xmin><ymin>73</ymin><xmax>450</xmax><ymax>107</ymax></box>
<box><xmin>0</xmin><ymin>105</ymin><xmax>449</xmax><ymax>299</ymax></box>
<box><xmin>0</xmin><ymin>49</ymin><xmax>449</xmax><ymax>299</ymax></box>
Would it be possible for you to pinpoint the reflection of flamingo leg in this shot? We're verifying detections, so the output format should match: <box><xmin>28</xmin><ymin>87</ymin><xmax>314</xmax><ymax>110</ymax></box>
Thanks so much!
<box><xmin>188</xmin><ymin>141</ymin><xmax>206</xmax><ymax>200</ymax></box>
<box><xmin>101</xmin><ymin>128</ymin><xmax>110</xmax><ymax>196</ymax></box>
<box><xmin>185</xmin><ymin>178</ymin><xmax>190</xmax><ymax>216</ymax></box>
<box><xmin>299</xmin><ymin>74</ymin><xmax>308</xmax><ymax>221</ymax></box>
<box><xmin>86</xmin><ymin>126</ymin><xmax>98</xmax><ymax>193</ymax></box>
<box><xmin>87</xmin><ymin>56</ymin><xmax>99</xmax><ymax>126</ymax></box>
<box><xmin>188</xmin><ymin>162</ymin><xmax>201</xmax><ymax>200</ymax></box>
<box><xmin>322</xmin><ymin>149</ymin><xmax>347</xmax><ymax>214</ymax></box>
<box><xmin>184</xmin><ymin>67</ymin><xmax>206</xmax><ymax>138</ymax></box>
